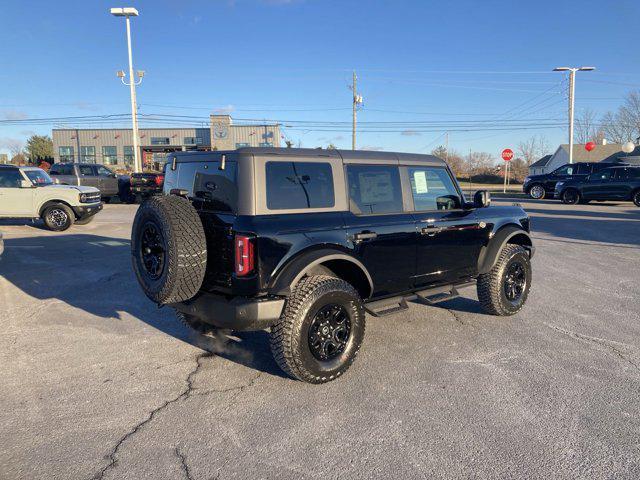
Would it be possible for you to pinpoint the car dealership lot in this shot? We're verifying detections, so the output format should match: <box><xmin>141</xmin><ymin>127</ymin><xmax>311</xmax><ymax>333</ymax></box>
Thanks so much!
<box><xmin>1</xmin><ymin>200</ymin><xmax>639</xmax><ymax>479</ymax></box>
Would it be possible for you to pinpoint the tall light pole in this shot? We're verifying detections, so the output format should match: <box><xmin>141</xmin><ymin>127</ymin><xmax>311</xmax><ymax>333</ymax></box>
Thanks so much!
<box><xmin>553</xmin><ymin>66</ymin><xmax>595</xmax><ymax>164</ymax></box>
<box><xmin>111</xmin><ymin>7</ymin><xmax>143</xmax><ymax>173</ymax></box>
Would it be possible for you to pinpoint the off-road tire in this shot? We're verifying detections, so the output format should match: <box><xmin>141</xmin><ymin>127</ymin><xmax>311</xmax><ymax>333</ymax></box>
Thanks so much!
<box><xmin>561</xmin><ymin>188</ymin><xmax>580</xmax><ymax>205</ymax></box>
<box><xmin>529</xmin><ymin>184</ymin><xmax>545</xmax><ymax>200</ymax></box>
<box><xmin>633</xmin><ymin>190</ymin><xmax>640</xmax><ymax>207</ymax></box>
<box><xmin>269</xmin><ymin>275</ymin><xmax>365</xmax><ymax>384</ymax></box>
<box><xmin>75</xmin><ymin>216</ymin><xmax>95</xmax><ymax>226</ymax></box>
<box><xmin>477</xmin><ymin>244</ymin><xmax>531</xmax><ymax>316</ymax></box>
<box><xmin>175</xmin><ymin>310</ymin><xmax>218</xmax><ymax>335</ymax></box>
<box><xmin>42</xmin><ymin>204</ymin><xmax>74</xmax><ymax>231</ymax></box>
<box><xmin>131</xmin><ymin>195</ymin><xmax>207</xmax><ymax>304</ymax></box>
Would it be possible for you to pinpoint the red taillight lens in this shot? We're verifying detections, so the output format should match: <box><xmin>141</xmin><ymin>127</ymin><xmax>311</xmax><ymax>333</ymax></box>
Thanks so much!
<box><xmin>155</xmin><ymin>175</ymin><xmax>164</xmax><ymax>186</ymax></box>
<box><xmin>234</xmin><ymin>235</ymin><xmax>255</xmax><ymax>277</ymax></box>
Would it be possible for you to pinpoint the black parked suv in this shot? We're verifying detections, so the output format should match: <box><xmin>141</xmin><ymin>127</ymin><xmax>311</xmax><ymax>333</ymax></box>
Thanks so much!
<box><xmin>555</xmin><ymin>165</ymin><xmax>640</xmax><ymax>206</ymax></box>
<box><xmin>131</xmin><ymin>148</ymin><xmax>534</xmax><ymax>383</ymax></box>
<box><xmin>523</xmin><ymin>162</ymin><xmax>615</xmax><ymax>199</ymax></box>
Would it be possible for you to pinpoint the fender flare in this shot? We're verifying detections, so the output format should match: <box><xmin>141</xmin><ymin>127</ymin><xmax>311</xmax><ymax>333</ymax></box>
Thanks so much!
<box><xmin>38</xmin><ymin>200</ymin><xmax>75</xmax><ymax>218</ymax></box>
<box><xmin>269</xmin><ymin>248</ymin><xmax>374</xmax><ymax>298</ymax></box>
<box><xmin>477</xmin><ymin>225</ymin><xmax>534</xmax><ymax>274</ymax></box>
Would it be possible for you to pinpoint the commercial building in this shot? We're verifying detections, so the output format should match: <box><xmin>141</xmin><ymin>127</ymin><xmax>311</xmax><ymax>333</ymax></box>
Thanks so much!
<box><xmin>52</xmin><ymin>115</ymin><xmax>280</xmax><ymax>170</ymax></box>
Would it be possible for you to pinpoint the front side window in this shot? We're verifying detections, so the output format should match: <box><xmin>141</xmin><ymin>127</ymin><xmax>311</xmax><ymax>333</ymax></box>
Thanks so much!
<box><xmin>97</xmin><ymin>166</ymin><xmax>114</xmax><ymax>177</ymax></box>
<box><xmin>408</xmin><ymin>167</ymin><xmax>461</xmax><ymax>211</ymax></box>
<box><xmin>59</xmin><ymin>146</ymin><xmax>74</xmax><ymax>162</ymax></box>
<box><xmin>151</xmin><ymin>137</ymin><xmax>170</xmax><ymax>145</ymax></box>
<box><xmin>576</xmin><ymin>163</ymin><xmax>592</xmax><ymax>175</ymax></box>
<box><xmin>0</xmin><ymin>169</ymin><xmax>23</xmax><ymax>188</ymax></box>
<box><xmin>80</xmin><ymin>146</ymin><xmax>96</xmax><ymax>163</ymax></box>
<box><xmin>102</xmin><ymin>146</ymin><xmax>117</xmax><ymax>165</ymax></box>
<box><xmin>346</xmin><ymin>164</ymin><xmax>403</xmax><ymax>214</ymax></box>
<box><xmin>266</xmin><ymin>161</ymin><xmax>334</xmax><ymax>210</ymax></box>
<box><xmin>627</xmin><ymin>168</ymin><xmax>640</xmax><ymax>179</ymax></box>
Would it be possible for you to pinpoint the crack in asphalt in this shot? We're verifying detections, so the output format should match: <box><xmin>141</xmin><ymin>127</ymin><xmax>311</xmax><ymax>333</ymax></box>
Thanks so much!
<box><xmin>174</xmin><ymin>447</ymin><xmax>194</xmax><ymax>480</ymax></box>
<box><xmin>444</xmin><ymin>308</ymin><xmax>465</xmax><ymax>326</ymax></box>
<box><xmin>545</xmin><ymin>323</ymin><xmax>640</xmax><ymax>374</ymax></box>
<box><xmin>90</xmin><ymin>351</ymin><xmax>213</xmax><ymax>480</ymax></box>
<box><xmin>90</xmin><ymin>353</ymin><xmax>265</xmax><ymax>480</ymax></box>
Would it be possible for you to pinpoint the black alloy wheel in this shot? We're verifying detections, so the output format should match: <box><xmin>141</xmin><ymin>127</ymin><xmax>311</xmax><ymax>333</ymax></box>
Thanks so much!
<box><xmin>140</xmin><ymin>221</ymin><xmax>166</xmax><ymax>280</ymax></box>
<box><xmin>633</xmin><ymin>190</ymin><xmax>640</xmax><ymax>207</ymax></box>
<box><xmin>504</xmin><ymin>261</ymin><xmax>527</xmax><ymax>303</ymax></box>
<box><xmin>562</xmin><ymin>189</ymin><xmax>579</xmax><ymax>205</ymax></box>
<box><xmin>308</xmin><ymin>304</ymin><xmax>352</xmax><ymax>361</ymax></box>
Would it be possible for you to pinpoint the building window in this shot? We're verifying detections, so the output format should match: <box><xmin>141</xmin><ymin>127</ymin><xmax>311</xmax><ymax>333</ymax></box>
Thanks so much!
<box><xmin>102</xmin><ymin>146</ymin><xmax>117</xmax><ymax>165</ymax></box>
<box><xmin>59</xmin><ymin>146</ymin><xmax>74</xmax><ymax>162</ymax></box>
<box><xmin>124</xmin><ymin>146</ymin><xmax>134</xmax><ymax>167</ymax></box>
<box><xmin>184</xmin><ymin>137</ymin><xmax>203</xmax><ymax>145</ymax></box>
<box><xmin>236</xmin><ymin>143</ymin><xmax>250</xmax><ymax>148</ymax></box>
<box><xmin>259</xmin><ymin>142</ymin><xmax>273</xmax><ymax>147</ymax></box>
<box><xmin>80</xmin><ymin>146</ymin><xmax>96</xmax><ymax>163</ymax></box>
<box><xmin>151</xmin><ymin>137</ymin><xmax>170</xmax><ymax>145</ymax></box>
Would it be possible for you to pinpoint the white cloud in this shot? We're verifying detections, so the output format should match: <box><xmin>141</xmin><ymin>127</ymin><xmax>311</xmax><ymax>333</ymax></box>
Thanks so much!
<box><xmin>1</xmin><ymin>110</ymin><xmax>28</xmax><ymax>120</ymax></box>
<box><xmin>361</xmin><ymin>145</ymin><xmax>384</xmax><ymax>151</ymax></box>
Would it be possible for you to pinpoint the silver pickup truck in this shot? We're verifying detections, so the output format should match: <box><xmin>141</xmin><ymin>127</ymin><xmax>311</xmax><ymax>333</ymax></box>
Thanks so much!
<box><xmin>49</xmin><ymin>163</ymin><xmax>119</xmax><ymax>202</ymax></box>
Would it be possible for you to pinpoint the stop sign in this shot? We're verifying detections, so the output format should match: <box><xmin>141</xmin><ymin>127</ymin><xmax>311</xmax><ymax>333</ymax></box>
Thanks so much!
<box><xmin>501</xmin><ymin>148</ymin><xmax>514</xmax><ymax>161</ymax></box>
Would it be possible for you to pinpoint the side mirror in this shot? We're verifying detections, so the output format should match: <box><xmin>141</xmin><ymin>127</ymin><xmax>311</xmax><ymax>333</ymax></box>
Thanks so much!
<box><xmin>20</xmin><ymin>179</ymin><xmax>33</xmax><ymax>188</ymax></box>
<box><xmin>473</xmin><ymin>190</ymin><xmax>491</xmax><ymax>208</ymax></box>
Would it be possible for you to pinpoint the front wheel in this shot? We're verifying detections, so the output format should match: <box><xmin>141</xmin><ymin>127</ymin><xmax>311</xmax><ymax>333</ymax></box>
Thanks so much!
<box><xmin>633</xmin><ymin>190</ymin><xmax>640</xmax><ymax>207</ymax></box>
<box><xmin>477</xmin><ymin>244</ymin><xmax>532</xmax><ymax>316</ymax></box>
<box><xmin>529</xmin><ymin>184</ymin><xmax>545</xmax><ymax>200</ymax></box>
<box><xmin>270</xmin><ymin>275</ymin><xmax>365</xmax><ymax>384</ymax></box>
<box><xmin>42</xmin><ymin>204</ymin><xmax>74</xmax><ymax>231</ymax></box>
<box><xmin>561</xmin><ymin>188</ymin><xmax>580</xmax><ymax>205</ymax></box>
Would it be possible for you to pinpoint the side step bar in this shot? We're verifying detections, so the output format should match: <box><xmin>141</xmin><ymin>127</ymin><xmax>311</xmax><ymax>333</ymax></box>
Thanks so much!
<box><xmin>364</xmin><ymin>282</ymin><xmax>474</xmax><ymax>317</ymax></box>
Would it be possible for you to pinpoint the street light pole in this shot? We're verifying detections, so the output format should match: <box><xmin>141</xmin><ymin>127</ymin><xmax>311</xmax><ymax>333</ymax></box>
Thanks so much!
<box><xmin>111</xmin><ymin>7</ymin><xmax>143</xmax><ymax>173</ymax></box>
<box><xmin>553</xmin><ymin>66</ymin><xmax>595</xmax><ymax>164</ymax></box>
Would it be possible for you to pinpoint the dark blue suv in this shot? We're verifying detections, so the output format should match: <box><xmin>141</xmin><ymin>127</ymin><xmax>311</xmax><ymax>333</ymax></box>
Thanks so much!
<box><xmin>555</xmin><ymin>165</ymin><xmax>640</xmax><ymax>206</ymax></box>
<box><xmin>523</xmin><ymin>162</ymin><xmax>616</xmax><ymax>199</ymax></box>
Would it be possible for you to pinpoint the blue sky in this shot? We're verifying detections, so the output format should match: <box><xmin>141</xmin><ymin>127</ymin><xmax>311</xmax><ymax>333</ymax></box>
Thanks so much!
<box><xmin>1</xmin><ymin>0</ymin><xmax>639</xmax><ymax>160</ymax></box>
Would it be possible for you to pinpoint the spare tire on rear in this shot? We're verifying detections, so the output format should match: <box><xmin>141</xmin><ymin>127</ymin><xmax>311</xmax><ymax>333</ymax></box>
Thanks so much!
<box><xmin>131</xmin><ymin>195</ymin><xmax>207</xmax><ymax>305</ymax></box>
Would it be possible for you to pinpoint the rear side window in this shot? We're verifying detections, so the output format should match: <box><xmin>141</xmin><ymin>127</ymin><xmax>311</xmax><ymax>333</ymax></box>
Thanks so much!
<box><xmin>346</xmin><ymin>164</ymin><xmax>403</xmax><ymax>214</ymax></box>
<box><xmin>50</xmin><ymin>164</ymin><xmax>73</xmax><ymax>175</ymax></box>
<box><xmin>266</xmin><ymin>161</ymin><xmax>334</xmax><ymax>210</ymax></box>
<box><xmin>176</xmin><ymin>160</ymin><xmax>238</xmax><ymax>213</ymax></box>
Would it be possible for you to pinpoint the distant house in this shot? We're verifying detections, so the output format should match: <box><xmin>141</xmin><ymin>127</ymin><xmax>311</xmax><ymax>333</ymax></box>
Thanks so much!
<box><xmin>528</xmin><ymin>142</ymin><xmax>640</xmax><ymax>175</ymax></box>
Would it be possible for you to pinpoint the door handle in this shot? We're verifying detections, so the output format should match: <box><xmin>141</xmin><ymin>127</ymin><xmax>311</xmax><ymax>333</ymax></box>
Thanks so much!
<box><xmin>353</xmin><ymin>231</ymin><xmax>377</xmax><ymax>243</ymax></box>
<box><xmin>421</xmin><ymin>225</ymin><xmax>443</xmax><ymax>236</ymax></box>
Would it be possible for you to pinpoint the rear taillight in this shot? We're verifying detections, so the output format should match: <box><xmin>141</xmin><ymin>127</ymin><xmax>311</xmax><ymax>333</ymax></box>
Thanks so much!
<box><xmin>155</xmin><ymin>175</ymin><xmax>164</xmax><ymax>186</ymax></box>
<box><xmin>234</xmin><ymin>235</ymin><xmax>255</xmax><ymax>277</ymax></box>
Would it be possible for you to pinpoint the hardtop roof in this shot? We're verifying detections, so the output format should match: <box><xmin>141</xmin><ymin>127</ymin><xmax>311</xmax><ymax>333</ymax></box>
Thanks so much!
<box><xmin>171</xmin><ymin>147</ymin><xmax>446</xmax><ymax>165</ymax></box>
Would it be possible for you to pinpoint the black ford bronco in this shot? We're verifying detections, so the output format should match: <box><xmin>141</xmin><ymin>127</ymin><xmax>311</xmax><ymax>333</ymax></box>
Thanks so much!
<box><xmin>131</xmin><ymin>148</ymin><xmax>534</xmax><ymax>383</ymax></box>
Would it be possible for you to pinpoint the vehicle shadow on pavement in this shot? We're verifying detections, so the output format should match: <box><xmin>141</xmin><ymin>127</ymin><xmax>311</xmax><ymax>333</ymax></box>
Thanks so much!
<box><xmin>0</xmin><ymin>233</ymin><xmax>286</xmax><ymax>378</ymax></box>
<box><xmin>524</xmin><ymin>207</ymin><xmax>639</xmax><ymax>221</ymax></box>
<box><xmin>0</xmin><ymin>218</ymin><xmax>48</xmax><ymax>230</ymax></box>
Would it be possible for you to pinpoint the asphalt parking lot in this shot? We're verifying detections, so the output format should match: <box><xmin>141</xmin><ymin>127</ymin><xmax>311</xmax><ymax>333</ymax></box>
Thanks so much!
<box><xmin>1</xmin><ymin>199</ymin><xmax>639</xmax><ymax>480</ymax></box>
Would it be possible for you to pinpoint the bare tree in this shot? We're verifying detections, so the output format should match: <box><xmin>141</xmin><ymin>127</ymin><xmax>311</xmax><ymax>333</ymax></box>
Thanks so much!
<box><xmin>600</xmin><ymin>90</ymin><xmax>640</xmax><ymax>144</ymax></box>
<box><xmin>467</xmin><ymin>151</ymin><xmax>495</xmax><ymax>176</ymax></box>
<box><xmin>517</xmin><ymin>135</ymin><xmax>551</xmax><ymax>166</ymax></box>
<box><xmin>575</xmin><ymin>108</ymin><xmax>599</xmax><ymax>144</ymax></box>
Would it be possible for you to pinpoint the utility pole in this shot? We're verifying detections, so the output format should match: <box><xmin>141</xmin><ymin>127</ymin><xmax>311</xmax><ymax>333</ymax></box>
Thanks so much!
<box><xmin>553</xmin><ymin>66</ymin><xmax>595</xmax><ymax>164</ymax></box>
<box><xmin>444</xmin><ymin>132</ymin><xmax>449</xmax><ymax>162</ymax></box>
<box><xmin>111</xmin><ymin>7</ymin><xmax>144</xmax><ymax>173</ymax></box>
<box><xmin>351</xmin><ymin>71</ymin><xmax>363</xmax><ymax>150</ymax></box>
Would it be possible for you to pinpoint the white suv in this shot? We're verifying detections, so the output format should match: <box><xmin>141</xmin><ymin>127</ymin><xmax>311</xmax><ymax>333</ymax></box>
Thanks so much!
<box><xmin>0</xmin><ymin>165</ymin><xmax>103</xmax><ymax>231</ymax></box>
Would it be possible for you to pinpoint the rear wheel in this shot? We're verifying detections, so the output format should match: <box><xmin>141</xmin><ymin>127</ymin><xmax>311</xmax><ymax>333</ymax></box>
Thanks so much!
<box><xmin>633</xmin><ymin>190</ymin><xmax>640</xmax><ymax>207</ymax></box>
<box><xmin>529</xmin><ymin>184</ymin><xmax>545</xmax><ymax>200</ymax></box>
<box><xmin>477</xmin><ymin>244</ymin><xmax>531</xmax><ymax>316</ymax></box>
<box><xmin>270</xmin><ymin>275</ymin><xmax>365</xmax><ymax>383</ymax></box>
<box><xmin>561</xmin><ymin>188</ymin><xmax>580</xmax><ymax>205</ymax></box>
<box><xmin>42</xmin><ymin>204</ymin><xmax>74</xmax><ymax>231</ymax></box>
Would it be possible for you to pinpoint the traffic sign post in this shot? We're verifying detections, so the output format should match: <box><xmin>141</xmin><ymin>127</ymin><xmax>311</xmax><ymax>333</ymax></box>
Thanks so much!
<box><xmin>501</xmin><ymin>149</ymin><xmax>513</xmax><ymax>193</ymax></box>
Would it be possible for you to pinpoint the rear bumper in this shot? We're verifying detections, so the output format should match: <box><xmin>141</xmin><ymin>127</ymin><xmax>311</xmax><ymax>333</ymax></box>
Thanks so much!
<box><xmin>72</xmin><ymin>202</ymin><xmax>103</xmax><ymax>220</ymax></box>
<box><xmin>172</xmin><ymin>293</ymin><xmax>286</xmax><ymax>331</ymax></box>
<box><xmin>131</xmin><ymin>185</ymin><xmax>162</xmax><ymax>195</ymax></box>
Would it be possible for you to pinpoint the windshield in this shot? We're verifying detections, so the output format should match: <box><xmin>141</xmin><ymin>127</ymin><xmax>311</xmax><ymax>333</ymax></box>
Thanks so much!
<box><xmin>24</xmin><ymin>169</ymin><xmax>54</xmax><ymax>186</ymax></box>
